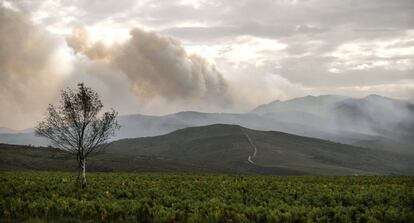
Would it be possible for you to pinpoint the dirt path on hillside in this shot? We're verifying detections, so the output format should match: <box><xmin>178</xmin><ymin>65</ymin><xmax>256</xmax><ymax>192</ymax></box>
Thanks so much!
<box><xmin>241</xmin><ymin>129</ymin><xmax>257</xmax><ymax>165</ymax></box>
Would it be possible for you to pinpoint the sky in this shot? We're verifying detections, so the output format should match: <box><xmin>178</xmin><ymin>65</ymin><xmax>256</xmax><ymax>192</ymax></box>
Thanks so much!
<box><xmin>0</xmin><ymin>0</ymin><xmax>413</xmax><ymax>129</ymax></box>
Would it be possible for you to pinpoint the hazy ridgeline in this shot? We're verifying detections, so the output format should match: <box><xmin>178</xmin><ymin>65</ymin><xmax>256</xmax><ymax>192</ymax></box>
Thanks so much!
<box><xmin>1</xmin><ymin>95</ymin><xmax>412</xmax><ymax>155</ymax></box>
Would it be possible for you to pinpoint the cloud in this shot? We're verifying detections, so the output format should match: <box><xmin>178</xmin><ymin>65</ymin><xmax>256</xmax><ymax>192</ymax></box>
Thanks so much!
<box><xmin>0</xmin><ymin>7</ymin><xmax>64</xmax><ymax>129</ymax></box>
<box><xmin>328</xmin><ymin>31</ymin><xmax>414</xmax><ymax>72</ymax></box>
<box><xmin>304</xmin><ymin>79</ymin><xmax>414</xmax><ymax>100</ymax></box>
<box><xmin>66</xmin><ymin>27</ymin><xmax>232</xmax><ymax>107</ymax></box>
<box><xmin>0</xmin><ymin>6</ymin><xmax>298</xmax><ymax>128</ymax></box>
<box><xmin>65</xmin><ymin>27</ymin><xmax>307</xmax><ymax>113</ymax></box>
<box><xmin>1</xmin><ymin>0</ymin><xmax>414</xmax><ymax>129</ymax></box>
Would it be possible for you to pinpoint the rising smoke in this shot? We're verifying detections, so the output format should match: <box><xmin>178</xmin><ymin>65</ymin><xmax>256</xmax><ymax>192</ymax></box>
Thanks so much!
<box><xmin>0</xmin><ymin>7</ymin><xmax>63</xmax><ymax>129</ymax></box>
<box><xmin>0</xmin><ymin>6</ymin><xmax>238</xmax><ymax>129</ymax></box>
<box><xmin>66</xmin><ymin>27</ymin><xmax>231</xmax><ymax>106</ymax></box>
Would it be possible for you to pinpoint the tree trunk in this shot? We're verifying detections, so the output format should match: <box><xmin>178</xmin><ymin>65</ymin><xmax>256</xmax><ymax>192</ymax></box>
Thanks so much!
<box><xmin>81</xmin><ymin>157</ymin><xmax>87</xmax><ymax>188</ymax></box>
<box><xmin>77</xmin><ymin>164</ymin><xmax>81</xmax><ymax>187</ymax></box>
<box><xmin>76</xmin><ymin>154</ymin><xmax>81</xmax><ymax>186</ymax></box>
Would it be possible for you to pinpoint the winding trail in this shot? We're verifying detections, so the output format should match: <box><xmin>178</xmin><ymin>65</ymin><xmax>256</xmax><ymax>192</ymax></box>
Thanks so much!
<box><xmin>241</xmin><ymin>129</ymin><xmax>257</xmax><ymax>165</ymax></box>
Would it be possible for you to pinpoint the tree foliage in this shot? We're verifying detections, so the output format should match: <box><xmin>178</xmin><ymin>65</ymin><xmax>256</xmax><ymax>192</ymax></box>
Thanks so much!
<box><xmin>35</xmin><ymin>83</ymin><xmax>120</xmax><ymax>187</ymax></box>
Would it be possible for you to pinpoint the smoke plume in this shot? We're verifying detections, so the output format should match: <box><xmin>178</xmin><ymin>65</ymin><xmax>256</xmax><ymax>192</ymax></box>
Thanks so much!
<box><xmin>66</xmin><ymin>28</ymin><xmax>231</xmax><ymax>106</ymax></box>
<box><xmin>0</xmin><ymin>7</ymin><xmax>63</xmax><ymax>129</ymax></box>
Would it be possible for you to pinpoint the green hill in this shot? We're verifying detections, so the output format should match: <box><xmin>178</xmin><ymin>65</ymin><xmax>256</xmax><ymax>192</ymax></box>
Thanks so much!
<box><xmin>107</xmin><ymin>124</ymin><xmax>414</xmax><ymax>175</ymax></box>
<box><xmin>0</xmin><ymin>144</ymin><xmax>229</xmax><ymax>173</ymax></box>
<box><xmin>1</xmin><ymin>124</ymin><xmax>413</xmax><ymax>175</ymax></box>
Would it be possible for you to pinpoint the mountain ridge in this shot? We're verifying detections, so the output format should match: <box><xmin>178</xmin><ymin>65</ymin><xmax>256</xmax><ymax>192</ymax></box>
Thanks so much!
<box><xmin>1</xmin><ymin>94</ymin><xmax>412</xmax><ymax>155</ymax></box>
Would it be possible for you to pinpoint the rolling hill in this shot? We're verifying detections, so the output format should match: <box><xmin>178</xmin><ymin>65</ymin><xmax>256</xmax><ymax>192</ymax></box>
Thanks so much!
<box><xmin>2</xmin><ymin>124</ymin><xmax>413</xmax><ymax>175</ymax></box>
<box><xmin>0</xmin><ymin>143</ymin><xmax>229</xmax><ymax>173</ymax></box>
<box><xmin>106</xmin><ymin>124</ymin><xmax>414</xmax><ymax>175</ymax></box>
<box><xmin>0</xmin><ymin>112</ymin><xmax>343</xmax><ymax>148</ymax></box>
<box><xmin>1</xmin><ymin>95</ymin><xmax>412</xmax><ymax>155</ymax></box>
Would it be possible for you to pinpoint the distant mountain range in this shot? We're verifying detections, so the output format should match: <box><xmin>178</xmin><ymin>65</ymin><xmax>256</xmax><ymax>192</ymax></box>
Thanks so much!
<box><xmin>0</xmin><ymin>127</ymin><xmax>33</xmax><ymax>134</ymax></box>
<box><xmin>1</xmin><ymin>95</ymin><xmax>413</xmax><ymax>154</ymax></box>
<box><xmin>0</xmin><ymin>127</ymin><xmax>16</xmax><ymax>134</ymax></box>
<box><xmin>252</xmin><ymin>94</ymin><xmax>413</xmax><ymax>141</ymax></box>
<box><xmin>2</xmin><ymin>124</ymin><xmax>413</xmax><ymax>175</ymax></box>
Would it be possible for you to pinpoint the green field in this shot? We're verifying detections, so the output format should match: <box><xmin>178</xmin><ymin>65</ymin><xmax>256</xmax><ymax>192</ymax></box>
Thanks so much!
<box><xmin>1</xmin><ymin>172</ymin><xmax>413</xmax><ymax>222</ymax></box>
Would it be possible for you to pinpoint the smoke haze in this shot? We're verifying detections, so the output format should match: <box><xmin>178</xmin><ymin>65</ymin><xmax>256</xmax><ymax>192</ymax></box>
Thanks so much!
<box><xmin>0</xmin><ymin>0</ymin><xmax>413</xmax><ymax>130</ymax></box>
<box><xmin>67</xmin><ymin>27</ymin><xmax>231</xmax><ymax>105</ymax></box>
<box><xmin>0</xmin><ymin>7</ymin><xmax>63</xmax><ymax>129</ymax></box>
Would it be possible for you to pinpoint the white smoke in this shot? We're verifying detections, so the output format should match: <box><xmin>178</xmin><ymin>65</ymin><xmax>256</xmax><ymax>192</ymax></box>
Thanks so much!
<box><xmin>66</xmin><ymin>27</ymin><xmax>232</xmax><ymax>107</ymax></box>
<box><xmin>0</xmin><ymin>7</ymin><xmax>64</xmax><ymax>129</ymax></box>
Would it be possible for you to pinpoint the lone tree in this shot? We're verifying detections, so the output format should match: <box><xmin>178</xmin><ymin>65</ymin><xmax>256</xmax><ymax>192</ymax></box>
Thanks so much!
<box><xmin>35</xmin><ymin>83</ymin><xmax>120</xmax><ymax>188</ymax></box>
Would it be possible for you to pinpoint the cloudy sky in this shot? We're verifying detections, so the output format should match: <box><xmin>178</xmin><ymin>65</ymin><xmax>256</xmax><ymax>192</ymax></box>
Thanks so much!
<box><xmin>1</xmin><ymin>0</ymin><xmax>413</xmax><ymax>129</ymax></box>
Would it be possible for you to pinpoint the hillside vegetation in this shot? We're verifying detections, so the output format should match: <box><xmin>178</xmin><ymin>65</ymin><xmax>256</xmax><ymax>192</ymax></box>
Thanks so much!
<box><xmin>107</xmin><ymin>124</ymin><xmax>414</xmax><ymax>175</ymax></box>
<box><xmin>2</xmin><ymin>124</ymin><xmax>413</xmax><ymax>175</ymax></box>
<box><xmin>1</xmin><ymin>172</ymin><xmax>413</xmax><ymax>222</ymax></box>
<box><xmin>0</xmin><ymin>144</ymin><xmax>227</xmax><ymax>174</ymax></box>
